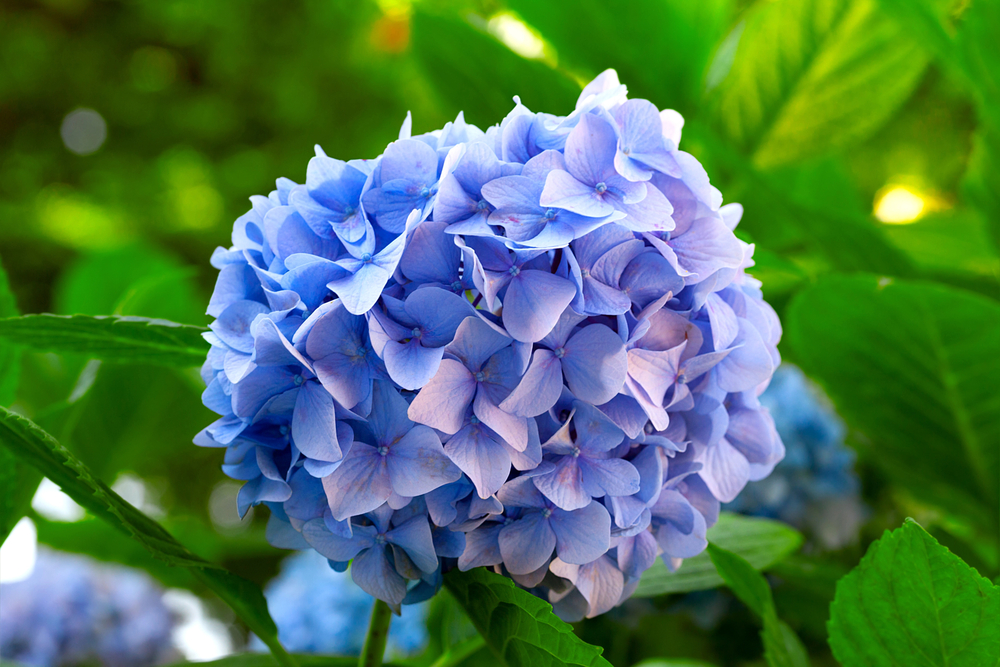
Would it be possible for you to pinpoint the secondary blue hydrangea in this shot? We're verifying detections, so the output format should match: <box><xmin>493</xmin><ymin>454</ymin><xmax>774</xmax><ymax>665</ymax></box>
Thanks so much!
<box><xmin>196</xmin><ymin>69</ymin><xmax>785</xmax><ymax>620</ymax></box>
<box><xmin>0</xmin><ymin>549</ymin><xmax>176</xmax><ymax>667</ymax></box>
<box><xmin>726</xmin><ymin>364</ymin><xmax>864</xmax><ymax>548</ymax></box>
<box><xmin>251</xmin><ymin>550</ymin><xmax>427</xmax><ymax>656</ymax></box>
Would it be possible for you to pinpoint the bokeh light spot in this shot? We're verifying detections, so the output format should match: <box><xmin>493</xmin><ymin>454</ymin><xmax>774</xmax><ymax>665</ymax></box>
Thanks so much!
<box><xmin>0</xmin><ymin>518</ymin><xmax>37</xmax><ymax>584</ymax></box>
<box><xmin>488</xmin><ymin>13</ymin><xmax>546</xmax><ymax>60</ymax></box>
<box><xmin>60</xmin><ymin>108</ymin><xmax>107</xmax><ymax>155</ymax></box>
<box><xmin>32</xmin><ymin>478</ymin><xmax>85</xmax><ymax>522</ymax></box>
<box><xmin>874</xmin><ymin>185</ymin><xmax>926</xmax><ymax>224</ymax></box>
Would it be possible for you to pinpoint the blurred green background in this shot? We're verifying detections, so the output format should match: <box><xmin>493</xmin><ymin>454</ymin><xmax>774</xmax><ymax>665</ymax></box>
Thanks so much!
<box><xmin>1</xmin><ymin>0</ymin><xmax>998</xmax><ymax>665</ymax></box>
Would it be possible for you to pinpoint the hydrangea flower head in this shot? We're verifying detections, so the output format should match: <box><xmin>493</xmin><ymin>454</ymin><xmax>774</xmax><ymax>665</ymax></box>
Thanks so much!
<box><xmin>197</xmin><ymin>69</ymin><xmax>784</xmax><ymax>620</ymax></box>
<box><xmin>0</xmin><ymin>549</ymin><xmax>176</xmax><ymax>667</ymax></box>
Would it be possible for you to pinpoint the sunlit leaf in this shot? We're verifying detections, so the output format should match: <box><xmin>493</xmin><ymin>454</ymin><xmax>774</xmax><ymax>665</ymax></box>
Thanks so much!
<box><xmin>829</xmin><ymin>519</ymin><xmax>1000</xmax><ymax>665</ymax></box>
<box><xmin>634</xmin><ymin>513</ymin><xmax>802</xmax><ymax>597</ymax></box>
<box><xmin>0</xmin><ymin>314</ymin><xmax>208</xmax><ymax>367</ymax></box>
<box><xmin>444</xmin><ymin>567</ymin><xmax>612</xmax><ymax>667</ymax></box>
<box><xmin>710</xmin><ymin>0</ymin><xmax>930</xmax><ymax>168</ymax></box>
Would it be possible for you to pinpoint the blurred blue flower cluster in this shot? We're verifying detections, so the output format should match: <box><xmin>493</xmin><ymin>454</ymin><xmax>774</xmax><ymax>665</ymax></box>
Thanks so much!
<box><xmin>196</xmin><ymin>68</ymin><xmax>785</xmax><ymax>619</ymax></box>
<box><xmin>252</xmin><ymin>550</ymin><xmax>427</xmax><ymax>656</ymax></box>
<box><xmin>726</xmin><ymin>365</ymin><xmax>864</xmax><ymax>548</ymax></box>
<box><xmin>0</xmin><ymin>549</ymin><xmax>176</xmax><ymax>667</ymax></box>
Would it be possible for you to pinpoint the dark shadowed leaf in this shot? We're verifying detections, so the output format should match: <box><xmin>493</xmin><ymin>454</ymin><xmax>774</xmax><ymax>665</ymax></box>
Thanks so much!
<box><xmin>507</xmin><ymin>0</ymin><xmax>735</xmax><ymax>113</ymax></box>
<box><xmin>634</xmin><ymin>513</ymin><xmax>802</xmax><ymax>597</ymax></box>
<box><xmin>707</xmin><ymin>544</ymin><xmax>809</xmax><ymax>667</ymax></box>
<box><xmin>409</xmin><ymin>10</ymin><xmax>581</xmax><ymax>128</ymax></box>
<box><xmin>787</xmin><ymin>275</ymin><xmax>1000</xmax><ymax>541</ymax></box>
<box><xmin>444</xmin><ymin>567</ymin><xmax>612</xmax><ymax>667</ymax></box>
<box><xmin>0</xmin><ymin>314</ymin><xmax>208</xmax><ymax>367</ymax></box>
<box><xmin>828</xmin><ymin>519</ymin><xmax>1000</xmax><ymax>666</ymax></box>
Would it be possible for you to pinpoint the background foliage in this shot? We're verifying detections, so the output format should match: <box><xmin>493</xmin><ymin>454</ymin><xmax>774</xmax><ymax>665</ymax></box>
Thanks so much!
<box><xmin>1</xmin><ymin>0</ymin><xmax>998</xmax><ymax>665</ymax></box>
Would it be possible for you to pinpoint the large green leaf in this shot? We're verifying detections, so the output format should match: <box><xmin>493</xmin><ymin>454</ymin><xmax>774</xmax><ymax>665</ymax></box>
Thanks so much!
<box><xmin>707</xmin><ymin>544</ymin><xmax>809</xmax><ymax>667</ymax></box>
<box><xmin>0</xmin><ymin>407</ymin><xmax>295</xmax><ymax>667</ymax></box>
<box><xmin>0</xmin><ymin>314</ymin><xmax>208</xmax><ymax>367</ymax></box>
<box><xmin>409</xmin><ymin>10</ymin><xmax>581</xmax><ymax>129</ymax></box>
<box><xmin>444</xmin><ymin>567</ymin><xmax>612</xmax><ymax>667</ymax></box>
<box><xmin>828</xmin><ymin>519</ymin><xmax>1000</xmax><ymax>666</ymax></box>
<box><xmin>787</xmin><ymin>275</ymin><xmax>1000</xmax><ymax>538</ymax></box>
<box><xmin>634</xmin><ymin>513</ymin><xmax>802</xmax><ymax>597</ymax></box>
<box><xmin>710</xmin><ymin>0</ymin><xmax>930</xmax><ymax>168</ymax></box>
<box><xmin>506</xmin><ymin>0</ymin><xmax>735</xmax><ymax>113</ymax></box>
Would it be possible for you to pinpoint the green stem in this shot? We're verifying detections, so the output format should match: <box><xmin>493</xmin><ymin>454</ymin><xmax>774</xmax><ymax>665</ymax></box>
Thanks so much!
<box><xmin>428</xmin><ymin>634</ymin><xmax>487</xmax><ymax>667</ymax></box>
<box><xmin>358</xmin><ymin>599</ymin><xmax>393</xmax><ymax>667</ymax></box>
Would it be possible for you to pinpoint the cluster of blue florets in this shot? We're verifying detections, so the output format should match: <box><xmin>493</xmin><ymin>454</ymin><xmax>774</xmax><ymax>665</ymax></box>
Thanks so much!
<box><xmin>197</xmin><ymin>69</ymin><xmax>784</xmax><ymax>619</ymax></box>
<box><xmin>0</xmin><ymin>549</ymin><xmax>176</xmax><ymax>667</ymax></box>
<box><xmin>253</xmin><ymin>550</ymin><xmax>428</xmax><ymax>656</ymax></box>
<box><xmin>727</xmin><ymin>365</ymin><xmax>864</xmax><ymax>549</ymax></box>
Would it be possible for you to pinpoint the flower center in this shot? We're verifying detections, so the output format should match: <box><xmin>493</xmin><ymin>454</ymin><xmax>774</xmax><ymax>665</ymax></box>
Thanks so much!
<box><xmin>344</xmin><ymin>206</ymin><xmax>355</xmax><ymax>217</ymax></box>
<box><xmin>595</xmin><ymin>182</ymin><xmax>607</xmax><ymax>194</ymax></box>
<box><xmin>279</xmin><ymin>425</ymin><xmax>289</xmax><ymax>436</ymax></box>
<box><xmin>571</xmin><ymin>446</ymin><xmax>581</xmax><ymax>458</ymax></box>
<box><xmin>580</xmin><ymin>269</ymin><xmax>590</xmax><ymax>278</ymax></box>
<box><xmin>411</xmin><ymin>327</ymin><xmax>422</xmax><ymax>339</ymax></box>
<box><xmin>419</xmin><ymin>186</ymin><xmax>431</xmax><ymax>198</ymax></box>
<box><xmin>451</xmin><ymin>280</ymin><xmax>463</xmax><ymax>292</ymax></box>
<box><xmin>377</xmin><ymin>445</ymin><xmax>389</xmax><ymax>457</ymax></box>
<box><xmin>469</xmin><ymin>416</ymin><xmax>480</xmax><ymax>425</ymax></box>
<box><xmin>475</xmin><ymin>371</ymin><xmax>485</xmax><ymax>382</ymax></box>
<box><xmin>554</xmin><ymin>347</ymin><xmax>566</xmax><ymax>359</ymax></box>
<box><xmin>508</xmin><ymin>266</ymin><xmax>520</xmax><ymax>277</ymax></box>
<box><xmin>361</xmin><ymin>253</ymin><xmax>373</xmax><ymax>264</ymax></box>
<box><xmin>543</xmin><ymin>208</ymin><xmax>557</xmax><ymax>221</ymax></box>
<box><xmin>622</xmin><ymin>147</ymin><xmax>631</xmax><ymax>156</ymax></box>
<box><xmin>541</xmin><ymin>508</ymin><xmax>553</xmax><ymax>518</ymax></box>
<box><xmin>375</xmin><ymin>534</ymin><xmax>387</xmax><ymax>545</ymax></box>
<box><xmin>476</xmin><ymin>199</ymin><xmax>490</xmax><ymax>211</ymax></box>
<box><xmin>293</xmin><ymin>374</ymin><xmax>304</xmax><ymax>386</ymax></box>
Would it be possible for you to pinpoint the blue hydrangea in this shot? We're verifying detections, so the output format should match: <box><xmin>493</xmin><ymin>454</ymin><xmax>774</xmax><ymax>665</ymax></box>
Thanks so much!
<box><xmin>725</xmin><ymin>364</ymin><xmax>865</xmax><ymax>548</ymax></box>
<box><xmin>0</xmin><ymin>549</ymin><xmax>176</xmax><ymax>667</ymax></box>
<box><xmin>251</xmin><ymin>550</ymin><xmax>427</xmax><ymax>656</ymax></box>
<box><xmin>196</xmin><ymin>69</ymin><xmax>785</xmax><ymax>620</ymax></box>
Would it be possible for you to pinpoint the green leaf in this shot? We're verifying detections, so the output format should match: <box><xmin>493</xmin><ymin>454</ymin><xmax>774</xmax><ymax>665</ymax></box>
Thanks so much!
<box><xmin>409</xmin><ymin>10</ymin><xmax>581</xmax><ymax>129</ymax></box>
<box><xmin>828</xmin><ymin>519</ymin><xmax>1000</xmax><ymax>666</ymax></box>
<box><xmin>710</xmin><ymin>0</ymin><xmax>930</xmax><ymax>168</ymax></box>
<box><xmin>631</xmin><ymin>661</ymin><xmax>718</xmax><ymax>667</ymax></box>
<box><xmin>787</xmin><ymin>275</ymin><xmax>1000</xmax><ymax>538</ymax></box>
<box><xmin>0</xmin><ymin>314</ymin><xmax>208</xmax><ymax>367</ymax></box>
<box><xmin>506</xmin><ymin>0</ymin><xmax>735</xmax><ymax>113</ymax></box>
<box><xmin>443</xmin><ymin>567</ymin><xmax>612</xmax><ymax>667</ymax></box>
<box><xmin>0</xmin><ymin>256</ymin><xmax>37</xmax><ymax>545</ymax></box>
<box><xmin>634</xmin><ymin>513</ymin><xmax>802</xmax><ymax>597</ymax></box>
<box><xmin>707</xmin><ymin>544</ymin><xmax>809</xmax><ymax>667</ymax></box>
<box><xmin>0</xmin><ymin>407</ymin><xmax>296</xmax><ymax>667</ymax></box>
